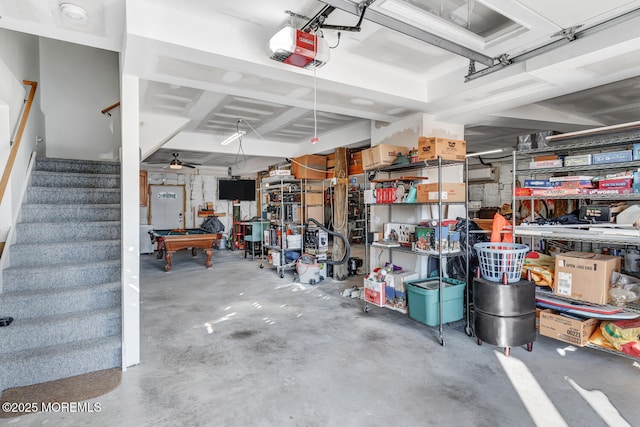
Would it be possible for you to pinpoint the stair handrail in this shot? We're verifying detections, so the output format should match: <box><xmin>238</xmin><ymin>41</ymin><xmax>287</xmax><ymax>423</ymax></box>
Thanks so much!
<box><xmin>0</xmin><ymin>80</ymin><xmax>38</xmax><ymax>205</ymax></box>
<box><xmin>101</xmin><ymin>101</ymin><xmax>120</xmax><ymax>116</ymax></box>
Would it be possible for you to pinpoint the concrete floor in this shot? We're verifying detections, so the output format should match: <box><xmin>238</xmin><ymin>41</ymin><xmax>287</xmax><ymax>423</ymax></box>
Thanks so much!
<box><xmin>4</xmin><ymin>244</ymin><xmax>640</xmax><ymax>426</ymax></box>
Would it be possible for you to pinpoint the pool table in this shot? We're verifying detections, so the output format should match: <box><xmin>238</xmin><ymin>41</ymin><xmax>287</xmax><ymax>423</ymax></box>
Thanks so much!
<box><xmin>149</xmin><ymin>228</ymin><xmax>221</xmax><ymax>271</ymax></box>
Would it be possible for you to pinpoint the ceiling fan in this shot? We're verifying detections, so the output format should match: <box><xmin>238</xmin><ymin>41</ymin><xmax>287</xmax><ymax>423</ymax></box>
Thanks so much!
<box><xmin>167</xmin><ymin>152</ymin><xmax>200</xmax><ymax>169</ymax></box>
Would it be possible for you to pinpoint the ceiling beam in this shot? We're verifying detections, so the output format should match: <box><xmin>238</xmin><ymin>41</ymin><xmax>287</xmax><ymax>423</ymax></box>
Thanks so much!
<box><xmin>321</xmin><ymin>0</ymin><xmax>495</xmax><ymax>67</ymax></box>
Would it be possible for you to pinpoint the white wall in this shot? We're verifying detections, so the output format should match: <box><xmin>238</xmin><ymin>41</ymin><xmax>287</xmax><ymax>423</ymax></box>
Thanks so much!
<box><xmin>141</xmin><ymin>169</ymin><xmax>258</xmax><ymax>238</ymax></box>
<box><xmin>0</xmin><ymin>30</ymin><xmax>44</xmax><ymax>245</ymax></box>
<box><xmin>469</xmin><ymin>161</ymin><xmax>514</xmax><ymax>210</ymax></box>
<box><xmin>39</xmin><ymin>38</ymin><xmax>120</xmax><ymax>160</ymax></box>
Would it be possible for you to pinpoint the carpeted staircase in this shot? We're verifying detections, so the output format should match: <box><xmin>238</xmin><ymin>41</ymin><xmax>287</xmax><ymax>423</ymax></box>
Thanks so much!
<box><xmin>0</xmin><ymin>157</ymin><xmax>122</xmax><ymax>392</ymax></box>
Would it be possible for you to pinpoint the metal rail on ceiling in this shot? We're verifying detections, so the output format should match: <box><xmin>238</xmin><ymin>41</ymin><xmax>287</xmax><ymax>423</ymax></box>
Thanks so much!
<box><xmin>320</xmin><ymin>0</ymin><xmax>495</xmax><ymax>67</ymax></box>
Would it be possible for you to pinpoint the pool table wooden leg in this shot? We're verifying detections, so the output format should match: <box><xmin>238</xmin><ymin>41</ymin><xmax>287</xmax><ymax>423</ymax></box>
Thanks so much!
<box><xmin>205</xmin><ymin>249</ymin><xmax>213</xmax><ymax>268</ymax></box>
<box><xmin>164</xmin><ymin>252</ymin><xmax>174</xmax><ymax>271</ymax></box>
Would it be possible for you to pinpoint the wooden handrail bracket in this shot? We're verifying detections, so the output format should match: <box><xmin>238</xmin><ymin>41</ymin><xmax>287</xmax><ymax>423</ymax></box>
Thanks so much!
<box><xmin>101</xmin><ymin>101</ymin><xmax>120</xmax><ymax>116</ymax></box>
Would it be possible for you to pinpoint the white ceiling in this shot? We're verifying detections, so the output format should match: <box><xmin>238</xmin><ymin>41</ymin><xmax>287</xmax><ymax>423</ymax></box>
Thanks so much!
<box><xmin>2</xmin><ymin>0</ymin><xmax>640</xmax><ymax>172</ymax></box>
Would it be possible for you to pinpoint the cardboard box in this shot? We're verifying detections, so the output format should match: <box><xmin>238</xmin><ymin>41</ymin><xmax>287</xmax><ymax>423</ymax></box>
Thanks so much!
<box><xmin>553</xmin><ymin>180</ymin><xmax>594</xmax><ymax>189</ymax></box>
<box><xmin>291</xmin><ymin>155</ymin><xmax>327</xmax><ymax>180</ymax></box>
<box><xmin>302</xmin><ymin>192</ymin><xmax>323</xmax><ymax>206</ymax></box>
<box><xmin>269</xmin><ymin>169</ymin><xmax>291</xmax><ymax>177</ymax></box>
<box><xmin>524</xmin><ymin>180</ymin><xmax>554</xmax><ymax>188</ymax></box>
<box><xmin>417</xmin><ymin>137</ymin><xmax>466</xmax><ymax>161</ymax></box>
<box><xmin>386</xmin><ymin>271</ymin><xmax>418</xmax><ymax>313</ymax></box>
<box><xmin>305</xmin><ymin>206</ymin><xmax>323</xmax><ymax>223</ymax></box>
<box><xmin>634</xmin><ymin>143</ymin><xmax>640</xmax><ymax>161</ymax></box>
<box><xmin>592</xmin><ymin>150</ymin><xmax>633</xmax><ymax>165</ymax></box>
<box><xmin>364</xmin><ymin>276</ymin><xmax>385</xmax><ymax>307</ymax></box>
<box><xmin>564</xmin><ymin>154</ymin><xmax>592</xmax><ymax>166</ymax></box>
<box><xmin>416</xmin><ymin>183</ymin><xmax>466</xmax><ymax>203</ymax></box>
<box><xmin>553</xmin><ymin>252</ymin><xmax>620</xmax><ymax>304</ymax></box>
<box><xmin>349</xmin><ymin>164</ymin><xmax>364</xmax><ymax>175</ymax></box>
<box><xmin>539</xmin><ymin>309</ymin><xmax>600</xmax><ymax>347</ymax></box>
<box><xmin>384</xmin><ymin>223</ymin><xmax>415</xmax><ymax>246</ymax></box>
<box><xmin>362</xmin><ymin>144</ymin><xmax>406</xmax><ymax>170</ymax></box>
<box><xmin>414</xmin><ymin>226</ymin><xmax>434</xmax><ymax>252</ymax></box>
<box><xmin>529</xmin><ymin>159</ymin><xmax>563</xmax><ymax>168</ymax></box>
<box><xmin>598</xmin><ymin>178</ymin><xmax>633</xmax><ymax>189</ymax></box>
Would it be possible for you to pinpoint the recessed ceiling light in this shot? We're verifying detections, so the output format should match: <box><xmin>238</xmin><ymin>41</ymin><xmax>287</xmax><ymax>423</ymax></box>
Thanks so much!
<box><xmin>59</xmin><ymin>3</ymin><xmax>88</xmax><ymax>21</ymax></box>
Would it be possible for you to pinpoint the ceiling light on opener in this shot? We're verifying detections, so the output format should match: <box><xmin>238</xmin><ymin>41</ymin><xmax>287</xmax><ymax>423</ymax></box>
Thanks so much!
<box><xmin>59</xmin><ymin>3</ymin><xmax>89</xmax><ymax>21</ymax></box>
<box><xmin>220</xmin><ymin>131</ymin><xmax>246</xmax><ymax>146</ymax></box>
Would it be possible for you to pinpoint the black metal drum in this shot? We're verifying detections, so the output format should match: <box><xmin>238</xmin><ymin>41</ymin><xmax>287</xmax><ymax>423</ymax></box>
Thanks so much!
<box><xmin>473</xmin><ymin>277</ymin><xmax>536</xmax><ymax>356</ymax></box>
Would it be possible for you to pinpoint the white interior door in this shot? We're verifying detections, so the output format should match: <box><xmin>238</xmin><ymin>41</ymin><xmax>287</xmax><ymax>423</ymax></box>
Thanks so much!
<box><xmin>149</xmin><ymin>185</ymin><xmax>185</xmax><ymax>229</ymax></box>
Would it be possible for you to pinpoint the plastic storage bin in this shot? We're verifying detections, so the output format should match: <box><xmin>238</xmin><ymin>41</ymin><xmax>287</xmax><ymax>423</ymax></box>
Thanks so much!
<box><xmin>406</xmin><ymin>279</ymin><xmax>465</xmax><ymax>326</ymax></box>
<box><xmin>474</xmin><ymin>242</ymin><xmax>529</xmax><ymax>283</ymax></box>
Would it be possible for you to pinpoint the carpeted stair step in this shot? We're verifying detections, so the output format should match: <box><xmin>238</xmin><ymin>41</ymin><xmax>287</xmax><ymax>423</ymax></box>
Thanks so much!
<box><xmin>3</xmin><ymin>260</ymin><xmax>121</xmax><ymax>292</ymax></box>
<box><xmin>25</xmin><ymin>187</ymin><xmax>120</xmax><ymax>204</ymax></box>
<box><xmin>0</xmin><ymin>308</ymin><xmax>121</xmax><ymax>354</ymax></box>
<box><xmin>9</xmin><ymin>240</ymin><xmax>120</xmax><ymax>267</ymax></box>
<box><xmin>0</xmin><ymin>335</ymin><xmax>121</xmax><ymax>392</ymax></box>
<box><xmin>0</xmin><ymin>282</ymin><xmax>120</xmax><ymax>319</ymax></box>
<box><xmin>15</xmin><ymin>221</ymin><xmax>121</xmax><ymax>244</ymax></box>
<box><xmin>20</xmin><ymin>204</ymin><xmax>120</xmax><ymax>223</ymax></box>
<box><xmin>0</xmin><ymin>157</ymin><xmax>123</xmax><ymax>392</ymax></box>
<box><xmin>35</xmin><ymin>158</ymin><xmax>120</xmax><ymax>175</ymax></box>
<box><xmin>30</xmin><ymin>171</ymin><xmax>120</xmax><ymax>189</ymax></box>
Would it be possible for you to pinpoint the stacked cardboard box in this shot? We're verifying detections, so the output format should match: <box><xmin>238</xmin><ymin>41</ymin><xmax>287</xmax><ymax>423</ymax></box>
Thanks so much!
<box><xmin>349</xmin><ymin>149</ymin><xmax>364</xmax><ymax>175</ymax></box>
<box><xmin>417</xmin><ymin>137</ymin><xmax>466</xmax><ymax>161</ymax></box>
<box><xmin>326</xmin><ymin>153</ymin><xmax>335</xmax><ymax>178</ymax></box>
<box><xmin>292</xmin><ymin>155</ymin><xmax>326</xmax><ymax>180</ymax></box>
<box><xmin>540</xmin><ymin>309</ymin><xmax>599</xmax><ymax>346</ymax></box>
<box><xmin>362</xmin><ymin>144</ymin><xmax>406</xmax><ymax>170</ymax></box>
<box><xmin>553</xmin><ymin>252</ymin><xmax>620</xmax><ymax>304</ymax></box>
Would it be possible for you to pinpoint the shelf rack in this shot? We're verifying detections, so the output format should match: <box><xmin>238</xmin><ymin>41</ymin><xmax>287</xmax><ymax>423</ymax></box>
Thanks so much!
<box><xmin>364</xmin><ymin>156</ymin><xmax>467</xmax><ymax>347</ymax></box>
<box><xmin>513</xmin><ymin>122</ymin><xmax>640</xmax><ymax>361</ymax></box>
<box><xmin>259</xmin><ymin>178</ymin><xmax>325</xmax><ymax>278</ymax></box>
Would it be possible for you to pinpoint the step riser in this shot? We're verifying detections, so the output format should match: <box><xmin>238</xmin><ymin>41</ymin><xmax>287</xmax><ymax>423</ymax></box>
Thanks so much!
<box><xmin>0</xmin><ymin>337</ymin><xmax>121</xmax><ymax>391</ymax></box>
<box><xmin>0</xmin><ymin>311</ymin><xmax>121</xmax><ymax>354</ymax></box>
<box><xmin>0</xmin><ymin>158</ymin><xmax>124</xmax><ymax>391</ymax></box>
<box><xmin>26</xmin><ymin>188</ymin><xmax>120</xmax><ymax>204</ymax></box>
<box><xmin>0</xmin><ymin>286</ymin><xmax>121</xmax><ymax>319</ymax></box>
<box><xmin>3</xmin><ymin>262</ymin><xmax>121</xmax><ymax>291</ymax></box>
<box><xmin>16</xmin><ymin>223</ymin><xmax>121</xmax><ymax>244</ymax></box>
<box><xmin>35</xmin><ymin>159</ymin><xmax>120</xmax><ymax>174</ymax></box>
<box><xmin>31</xmin><ymin>173</ymin><xmax>120</xmax><ymax>189</ymax></box>
<box><xmin>9</xmin><ymin>242</ymin><xmax>121</xmax><ymax>267</ymax></box>
<box><xmin>21</xmin><ymin>206</ymin><xmax>121</xmax><ymax>223</ymax></box>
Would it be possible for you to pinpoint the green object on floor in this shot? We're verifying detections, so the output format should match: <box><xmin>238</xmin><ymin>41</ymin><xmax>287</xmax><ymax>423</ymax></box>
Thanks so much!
<box><xmin>406</xmin><ymin>279</ymin><xmax>465</xmax><ymax>326</ymax></box>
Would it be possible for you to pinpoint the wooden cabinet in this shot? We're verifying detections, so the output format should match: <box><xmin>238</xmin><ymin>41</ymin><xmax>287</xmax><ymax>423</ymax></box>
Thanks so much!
<box><xmin>140</xmin><ymin>170</ymin><xmax>148</xmax><ymax>206</ymax></box>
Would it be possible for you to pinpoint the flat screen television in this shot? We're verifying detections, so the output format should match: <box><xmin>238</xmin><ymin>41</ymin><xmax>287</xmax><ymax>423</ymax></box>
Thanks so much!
<box><xmin>218</xmin><ymin>178</ymin><xmax>256</xmax><ymax>201</ymax></box>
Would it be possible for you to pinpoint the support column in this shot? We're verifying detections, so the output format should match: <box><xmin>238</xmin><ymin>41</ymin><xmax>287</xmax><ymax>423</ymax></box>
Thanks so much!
<box><xmin>333</xmin><ymin>147</ymin><xmax>349</xmax><ymax>280</ymax></box>
<box><xmin>121</xmin><ymin>74</ymin><xmax>140</xmax><ymax>368</ymax></box>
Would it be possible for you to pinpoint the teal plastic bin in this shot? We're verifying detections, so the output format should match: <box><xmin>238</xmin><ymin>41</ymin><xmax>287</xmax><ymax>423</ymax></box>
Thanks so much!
<box><xmin>406</xmin><ymin>279</ymin><xmax>465</xmax><ymax>326</ymax></box>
